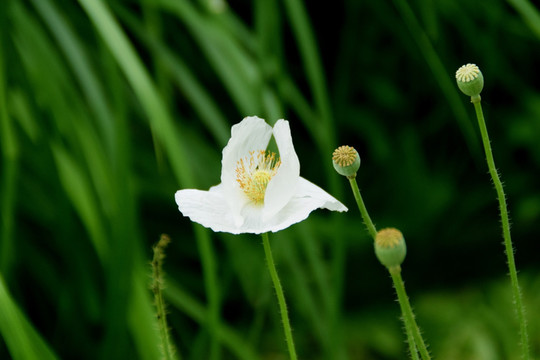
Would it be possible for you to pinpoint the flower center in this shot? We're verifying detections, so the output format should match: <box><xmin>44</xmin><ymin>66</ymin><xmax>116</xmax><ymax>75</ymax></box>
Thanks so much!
<box><xmin>236</xmin><ymin>150</ymin><xmax>281</xmax><ymax>204</ymax></box>
<box><xmin>375</xmin><ymin>228</ymin><xmax>404</xmax><ymax>249</ymax></box>
<box><xmin>332</xmin><ymin>145</ymin><xmax>358</xmax><ymax>167</ymax></box>
<box><xmin>455</xmin><ymin>63</ymin><xmax>480</xmax><ymax>83</ymax></box>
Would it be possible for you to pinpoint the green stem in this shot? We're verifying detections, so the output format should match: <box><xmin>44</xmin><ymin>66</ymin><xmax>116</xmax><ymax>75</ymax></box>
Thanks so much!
<box><xmin>152</xmin><ymin>235</ymin><xmax>179</xmax><ymax>360</ymax></box>
<box><xmin>261</xmin><ymin>233</ymin><xmax>298</xmax><ymax>360</ymax></box>
<box><xmin>472</xmin><ymin>98</ymin><xmax>530</xmax><ymax>360</ymax></box>
<box><xmin>390</xmin><ymin>266</ymin><xmax>429</xmax><ymax>360</ymax></box>
<box><xmin>405</xmin><ymin>324</ymin><xmax>420</xmax><ymax>360</ymax></box>
<box><xmin>348</xmin><ymin>176</ymin><xmax>377</xmax><ymax>239</ymax></box>
<box><xmin>347</xmin><ymin>176</ymin><xmax>430</xmax><ymax>359</ymax></box>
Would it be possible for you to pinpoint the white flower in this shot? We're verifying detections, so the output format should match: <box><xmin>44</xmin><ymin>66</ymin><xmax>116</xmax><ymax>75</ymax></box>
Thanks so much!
<box><xmin>174</xmin><ymin>116</ymin><xmax>348</xmax><ymax>234</ymax></box>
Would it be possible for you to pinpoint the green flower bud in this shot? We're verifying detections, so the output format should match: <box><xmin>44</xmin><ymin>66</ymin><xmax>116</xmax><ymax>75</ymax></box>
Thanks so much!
<box><xmin>456</xmin><ymin>63</ymin><xmax>484</xmax><ymax>98</ymax></box>
<box><xmin>375</xmin><ymin>228</ymin><xmax>407</xmax><ymax>268</ymax></box>
<box><xmin>332</xmin><ymin>145</ymin><xmax>360</xmax><ymax>178</ymax></box>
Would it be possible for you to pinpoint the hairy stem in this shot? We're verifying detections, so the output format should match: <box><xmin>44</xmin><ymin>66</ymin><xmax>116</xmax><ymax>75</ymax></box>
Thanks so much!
<box><xmin>472</xmin><ymin>97</ymin><xmax>529</xmax><ymax>359</ymax></box>
<box><xmin>390</xmin><ymin>266</ymin><xmax>429</xmax><ymax>360</ymax></box>
<box><xmin>261</xmin><ymin>232</ymin><xmax>298</xmax><ymax>360</ymax></box>
<box><xmin>348</xmin><ymin>176</ymin><xmax>377</xmax><ymax>239</ymax></box>
<box><xmin>347</xmin><ymin>176</ymin><xmax>430</xmax><ymax>359</ymax></box>
<box><xmin>152</xmin><ymin>234</ymin><xmax>178</xmax><ymax>360</ymax></box>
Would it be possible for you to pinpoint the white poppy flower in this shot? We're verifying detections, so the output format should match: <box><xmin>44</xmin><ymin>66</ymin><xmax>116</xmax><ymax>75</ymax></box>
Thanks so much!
<box><xmin>175</xmin><ymin>116</ymin><xmax>348</xmax><ymax>234</ymax></box>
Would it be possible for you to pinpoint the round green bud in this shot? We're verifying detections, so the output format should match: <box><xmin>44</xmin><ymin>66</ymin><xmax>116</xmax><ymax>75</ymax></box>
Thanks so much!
<box><xmin>456</xmin><ymin>63</ymin><xmax>484</xmax><ymax>97</ymax></box>
<box><xmin>332</xmin><ymin>145</ymin><xmax>360</xmax><ymax>177</ymax></box>
<box><xmin>375</xmin><ymin>228</ymin><xmax>407</xmax><ymax>268</ymax></box>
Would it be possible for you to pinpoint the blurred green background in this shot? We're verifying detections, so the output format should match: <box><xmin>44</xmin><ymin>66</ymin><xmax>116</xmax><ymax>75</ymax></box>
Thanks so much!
<box><xmin>1</xmin><ymin>0</ymin><xmax>540</xmax><ymax>359</ymax></box>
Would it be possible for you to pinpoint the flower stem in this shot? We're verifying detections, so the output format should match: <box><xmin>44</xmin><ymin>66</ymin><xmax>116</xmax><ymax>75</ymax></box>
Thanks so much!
<box><xmin>406</xmin><ymin>325</ymin><xmax>420</xmax><ymax>360</ymax></box>
<box><xmin>261</xmin><ymin>232</ymin><xmax>298</xmax><ymax>360</ymax></box>
<box><xmin>347</xmin><ymin>176</ymin><xmax>377</xmax><ymax>239</ymax></box>
<box><xmin>389</xmin><ymin>266</ymin><xmax>429</xmax><ymax>360</ymax></box>
<box><xmin>152</xmin><ymin>234</ymin><xmax>179</xmax><ymax>360</ymax></box>
<box><xmin>346</xmin><ymin>177</ymin><xmax>430</xmax><ymax>359</ymax></box>
<box><xmin>472</xmin><ymin>97</ymin><xmax>530</xmax><ymax>359</ymax></box>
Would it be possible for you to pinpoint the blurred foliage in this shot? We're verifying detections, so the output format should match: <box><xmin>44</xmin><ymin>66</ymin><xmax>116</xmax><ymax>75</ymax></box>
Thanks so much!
<box><xmin>1</xmin><ymin>0</ymin><xmax>540</xmax><ymax>359</ymax></box>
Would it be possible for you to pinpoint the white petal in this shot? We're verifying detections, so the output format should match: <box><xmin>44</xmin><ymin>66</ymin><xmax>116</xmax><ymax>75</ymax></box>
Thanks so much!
<box><xmin>294</xmin><ymin>177</ymin><xmax>348</xmax><ymax>212</ymax></box>
<box><xmin>175</xmin><ymin>188</ymin><xmax>244</xmax><ymax>233</ymax></box>
<box><xmin>236</xmin><ymin>204</ymin><xmax>268</xmax><ymax>234</ymax></box>
<box><xmin>259</xmin><ymin>177</ymin><xmax>347</xmax><ymax>232</ymax></box>
<box><xmin>230</xmin><ymin>177</ymin><xmax>347</xmax><ymax>234</ymax></box>
<box><xmin>220</xmin><ymin>116</ymin><xmax>273</xmax><ymax>221</ymax></box>
<box><xmin>221</xmin><ymin>116</ymin><xmax>273</xmax><ymax>184</ymax></box>
<box><xmin>263</xmin><ymin>119</ymin><xmax>300</xmax><ymax>221</ymax></box>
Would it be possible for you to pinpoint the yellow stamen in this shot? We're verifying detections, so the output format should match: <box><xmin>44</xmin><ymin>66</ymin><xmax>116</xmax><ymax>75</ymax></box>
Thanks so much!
<box><xmin>332</xmin><ymin>145</ymin><xmax>357</xmax><ymax>167</ymax></box>
<box><xmin>236</xmin><ymin>150</ymin><xmax>281</xmax><ymax>204</ymax></box>
<box><xmin>376</xmin><ymin>228</ymin><xmax>404</xmax><ymax>249</ymax></box>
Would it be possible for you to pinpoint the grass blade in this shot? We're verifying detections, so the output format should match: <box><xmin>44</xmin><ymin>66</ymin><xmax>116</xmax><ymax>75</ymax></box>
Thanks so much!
<box><xmin>0</xmin><ymin>274</ymin><xmax>59</xmax><ymax>360</ymax></box>
<box><xmin>507</xmin><ymin>0</ymin><xmax>540</xmax><ymax>39</ymax></box>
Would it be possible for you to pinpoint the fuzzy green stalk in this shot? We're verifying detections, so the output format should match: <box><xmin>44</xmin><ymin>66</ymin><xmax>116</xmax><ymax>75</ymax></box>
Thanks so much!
<box><xmin>389</xmin><ymin>266</ymin><xmax>428</xmax><ymax>360</ymax></box>
<box><xmin>152</xmin><ymin>234</ymin><xmax>179</xmax><ymax>360</ymax></box>
<box><xmin>472</xmin><ymin>96</ymin><xmax>529</xmax><ymax>359</ymax></box>
<box><xmin>261</xmin><ymin>232</ymin><xmax>298</xmax><ymax>360</ymax></box>
<box><xmin>405</xmin><ymin>320</ymin><xmax>420</xmax><ymax>360</ymax></box>
<box><xmin>346</xmin><ymin>177</ymin><xmax>430</xmax><ymax>360</ymax></box>
<box><xmin>347</xmin><ymin>176</ymin><xmax>377</xmax><ymax>239</ymax></box>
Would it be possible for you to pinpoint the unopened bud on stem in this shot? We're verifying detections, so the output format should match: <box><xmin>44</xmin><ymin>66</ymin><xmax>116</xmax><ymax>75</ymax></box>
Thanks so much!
<box><xmin>456</xmin><ymin>63</ymin><xmax>484</xmax><ymax>99</ymax></box>
<box><xmin>375</xmin><ymin>228</ymin><xmax>407</xmax><ymax>268</ymax></box>
<box><xmin>332</xmin><ymin>145</ymin><xmax>360</xmax><ymax>178</ymax></box>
